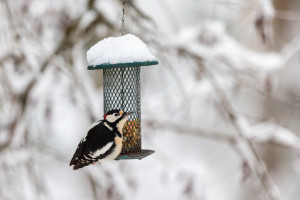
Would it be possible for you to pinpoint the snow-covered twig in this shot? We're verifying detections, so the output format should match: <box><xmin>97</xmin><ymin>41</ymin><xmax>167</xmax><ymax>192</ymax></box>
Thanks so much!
<box><xmin>145</xmin><ymin>120</ymin><xmax>300</xmax><ymax>153</ymax></box>
<box><xmin>205</xmin><ymin>64</ymin><xmax>282</xmax><ymax>200</ymax></box>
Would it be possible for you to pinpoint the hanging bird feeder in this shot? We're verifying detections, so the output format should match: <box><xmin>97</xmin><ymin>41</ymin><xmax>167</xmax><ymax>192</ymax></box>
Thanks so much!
<box><xmin>86</xmin><ymin>1</ymin><xmax>158</xmax><ymax>160</ymax></box>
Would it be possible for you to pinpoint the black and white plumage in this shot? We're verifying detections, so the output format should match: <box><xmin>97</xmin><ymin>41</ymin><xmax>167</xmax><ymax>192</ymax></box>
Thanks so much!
<box><xmin>70</xmin><ymin>109</ymin><xmax>133</xmax><ymax>170</ymax></box>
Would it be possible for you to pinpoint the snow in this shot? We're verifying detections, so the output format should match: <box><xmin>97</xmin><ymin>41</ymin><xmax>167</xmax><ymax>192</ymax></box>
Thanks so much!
<box><xmin>87</xmin><ymin>34</ymin><xmax>157</xmax><ymax>66</ymax></box>
<box><xmin>2</xmin><ymin>0</ymin><xmax>300</xmax><ymax>200</ymax></box>
<box><xmin>175</xmin><ymin>21</ymin><xmax>284</xmax><ymax>79</ymax></box>
<box><xmin>249</xmin><ymin>122</ymin><xmax>300</xmax><ymax>148</ymax></box>
<box><xmin>236</xmin><ymin>117</ymin><xmax>300</xmax><ymax>152</ymax></box>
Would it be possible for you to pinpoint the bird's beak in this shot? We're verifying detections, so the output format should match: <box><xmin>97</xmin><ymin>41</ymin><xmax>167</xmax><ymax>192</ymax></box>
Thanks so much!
<box><xmin>123</xmin><ymin>111</ymin><xmax>134</xmax><ymax>118</ymax></box>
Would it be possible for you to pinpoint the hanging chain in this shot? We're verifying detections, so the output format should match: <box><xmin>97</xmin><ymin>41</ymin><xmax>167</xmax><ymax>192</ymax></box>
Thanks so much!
<box><xmin>122</xmin><ymin>0</ymin><xmax>126</xmax><ymax>36</ymax></box>
<box><xmin>121</xmin><ymin>0</ymin><xmax>127</xmax><ymax>109</ymax></box>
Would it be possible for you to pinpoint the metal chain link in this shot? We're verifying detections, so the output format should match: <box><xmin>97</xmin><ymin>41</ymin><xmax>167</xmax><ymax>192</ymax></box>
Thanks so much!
<box><xmin>122</xmin><ymin>0</ymin><xmax>126</xmax><ymax>36</ymax></box>
<box><xmin>121</xmin><ymin>0</ymin><xmax>127</xmax><ymax>110</ymax></box>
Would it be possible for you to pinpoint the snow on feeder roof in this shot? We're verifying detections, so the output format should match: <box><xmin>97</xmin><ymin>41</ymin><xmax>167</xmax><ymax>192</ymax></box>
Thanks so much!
<box><xmin>87</xmin><ymin>34</ymin><xmax>158</xmax><ymax>69</ymax></box>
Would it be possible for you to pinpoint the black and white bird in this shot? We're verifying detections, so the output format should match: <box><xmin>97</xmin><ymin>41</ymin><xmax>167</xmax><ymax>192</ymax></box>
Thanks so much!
<box><xmin>70</xmin><ymin>109</ymin><xmax>133</xmax><ymax>170</ymax></box>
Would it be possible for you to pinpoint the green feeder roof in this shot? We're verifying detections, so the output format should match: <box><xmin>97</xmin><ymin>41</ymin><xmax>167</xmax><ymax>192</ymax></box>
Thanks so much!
<box><xmin>88</xmin><ymin>60</ymin><xmax>158</xmax><ymax>70</ymax></box>
<box><xmin>87</xmin><ymin>34</ymin><xmax>158</xmax><ymax>70</ymax></box>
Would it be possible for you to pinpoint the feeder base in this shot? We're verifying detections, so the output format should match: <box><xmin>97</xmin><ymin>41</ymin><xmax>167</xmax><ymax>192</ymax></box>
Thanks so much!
<box><xmin>115</xmin><ymin>149</ymin><xmax>155</xmax><ymax>160</ymax></box>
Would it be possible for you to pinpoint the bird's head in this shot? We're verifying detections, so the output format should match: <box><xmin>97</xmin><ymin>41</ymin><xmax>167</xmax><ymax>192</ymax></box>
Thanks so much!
<box><xmin>103</xmin><ymin>109</ymin><xmax>133</xmax><ymax>124</ymax></box>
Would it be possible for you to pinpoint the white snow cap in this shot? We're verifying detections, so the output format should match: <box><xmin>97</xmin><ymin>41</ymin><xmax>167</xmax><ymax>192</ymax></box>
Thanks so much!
<box><xmin>87</xmin><ymin>34</ymin><xmax>157</xmax><ymax>66</ymax></box>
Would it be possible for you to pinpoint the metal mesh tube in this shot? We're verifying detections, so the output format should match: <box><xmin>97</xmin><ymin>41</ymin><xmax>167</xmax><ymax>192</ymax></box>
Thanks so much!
<box><xmin>103</xmin><ymin>67</ymin><xmax>141</xmax><ymax>154</ymax></box>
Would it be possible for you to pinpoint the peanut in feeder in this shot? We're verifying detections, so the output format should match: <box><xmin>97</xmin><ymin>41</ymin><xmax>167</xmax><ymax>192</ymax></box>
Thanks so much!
<box><xmin>86</xmin><ymin>34</ymin><xmax>158</xmax><ymax>160</ymax></box>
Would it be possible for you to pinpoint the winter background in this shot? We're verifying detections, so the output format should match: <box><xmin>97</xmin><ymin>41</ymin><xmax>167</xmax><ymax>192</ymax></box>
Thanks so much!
<box><xmin>1</xmin><ymin>0</ymin><xmax>300</xmax><ymax>200</ymax></box>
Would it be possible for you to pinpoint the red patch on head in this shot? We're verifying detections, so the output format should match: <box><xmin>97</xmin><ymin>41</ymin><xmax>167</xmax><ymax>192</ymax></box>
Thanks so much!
<box><xmin>104</xmin><ymin>114</ymin><xmax>107</xmax><ymax>119</ymax></box>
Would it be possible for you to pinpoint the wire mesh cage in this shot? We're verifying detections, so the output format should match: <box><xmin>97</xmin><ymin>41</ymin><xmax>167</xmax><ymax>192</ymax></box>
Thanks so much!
<box><xmin>103</xmin><ymin>67</ymin><xmax>142</xmax><ymax>155</ymax></box>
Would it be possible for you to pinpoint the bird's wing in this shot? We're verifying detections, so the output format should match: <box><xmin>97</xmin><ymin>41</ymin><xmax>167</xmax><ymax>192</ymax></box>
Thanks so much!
<box><xmin>70</xmin><ymin>122</ymin><xmax>116</xmax><ymax>169</ymax></box>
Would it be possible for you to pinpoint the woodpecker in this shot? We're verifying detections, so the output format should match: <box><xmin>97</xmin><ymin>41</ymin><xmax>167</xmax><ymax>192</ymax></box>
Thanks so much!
<box><xmin>70</xmin><ymin>109</ymin><xmax>133</xmax><ymax>170</ymax></box>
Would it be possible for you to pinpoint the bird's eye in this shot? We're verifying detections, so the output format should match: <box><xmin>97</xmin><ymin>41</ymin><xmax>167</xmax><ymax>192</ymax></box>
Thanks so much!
<box><xmin>114</xmin><ymin>113</ymin><xmax>119</xmax><ymax>116</ymax></box>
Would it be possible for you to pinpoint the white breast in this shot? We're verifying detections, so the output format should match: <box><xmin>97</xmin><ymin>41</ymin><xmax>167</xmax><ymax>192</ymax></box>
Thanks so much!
<box><xmin>98</xmin><ymin>137</ymin><xmax>122</xmax><ymax>162</ymax></box>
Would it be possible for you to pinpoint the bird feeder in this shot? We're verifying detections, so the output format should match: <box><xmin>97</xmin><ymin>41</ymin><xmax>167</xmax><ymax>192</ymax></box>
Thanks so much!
<box><xmin>86</xmin><ymin>34</ymin><xmax>158</xmax><ymax>160</ymax></box>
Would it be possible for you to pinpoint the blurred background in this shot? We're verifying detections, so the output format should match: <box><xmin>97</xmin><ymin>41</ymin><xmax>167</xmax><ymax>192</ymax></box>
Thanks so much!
<box><xmin>1</xmin><ymin>0</ymin><xmax>300</xmax><ymax>199</ymax></box>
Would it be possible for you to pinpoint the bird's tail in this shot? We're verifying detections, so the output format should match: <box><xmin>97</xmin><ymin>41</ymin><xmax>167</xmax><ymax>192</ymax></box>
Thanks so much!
<box><xmin>72</xmin><ymin>161</ymin><xmax>95</xmax><ymax>170</ymax></box>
